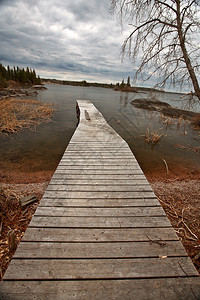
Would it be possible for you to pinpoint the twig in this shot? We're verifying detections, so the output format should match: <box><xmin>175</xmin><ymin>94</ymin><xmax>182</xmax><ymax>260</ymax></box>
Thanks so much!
<box><xmin>178</xmin><ymin>209</ymin><xmax>198</xmax><ymax>240</ymax></box>
<box><xmin>182</xmin><ymin>220</ymin><xmax>198</xmax><ymax>240</ymax></box>
<box><xmin>158</xmin><ymin>198</ymin><xmax>179</xmax><ymax>218</ymax></box>
<box><xmin>162</xmin><ymin>158</ymin><xmax>169</xmax><ymax>174</ymax></box>
<box><xmin>0</xmin><ymin>221</ymin><xmax>2</xmax><ymax>235</ymax></box>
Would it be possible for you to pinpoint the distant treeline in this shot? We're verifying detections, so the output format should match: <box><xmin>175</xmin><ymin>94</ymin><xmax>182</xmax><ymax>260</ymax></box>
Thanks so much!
<box><xmin>42</xmin><ymin>78</ymin><xmax>114</xmax><ymax>89</ymax></box>
<box><xmin>0</xmin><ymin>63</ymin><xmax>41</xmax><ymax>88</ymax></box>
<box><xmin>42</xmin><ymin>77</ymin><xmax>139</xmax><ymax>92</ymax></box>
<box><xmin>42</xmin><ymin>77</ymin><xmax>165</xmax><ymax>93</ymax></box>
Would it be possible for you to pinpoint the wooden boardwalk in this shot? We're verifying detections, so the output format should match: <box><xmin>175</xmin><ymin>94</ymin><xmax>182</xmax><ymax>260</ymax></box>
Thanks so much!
<box><xmin>0</xmin><ymin>100</ymin><xmax>200</xmax><ymax>299</ymax></box>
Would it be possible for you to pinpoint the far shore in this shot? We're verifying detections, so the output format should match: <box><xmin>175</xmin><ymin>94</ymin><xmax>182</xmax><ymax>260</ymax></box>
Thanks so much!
<box><xmin>42</xmin><ymin>78</ymin><xmax>188</xmax><ymax>95</ymax></box>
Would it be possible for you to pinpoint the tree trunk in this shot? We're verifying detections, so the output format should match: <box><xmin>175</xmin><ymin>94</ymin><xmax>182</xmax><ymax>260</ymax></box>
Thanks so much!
<box><xmin>176</xmin><ymin>0</ymin><xmax>200</xmax><ymax>101</ymax></box>
<box><xmin>180</xmin><ymin>42</ymin><xmax>200</xmax><ymax>101</ymax></box>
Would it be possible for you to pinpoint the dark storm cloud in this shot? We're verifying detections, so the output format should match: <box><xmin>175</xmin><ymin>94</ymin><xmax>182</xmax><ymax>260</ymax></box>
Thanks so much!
<box><xmin>0</xmin><ymin>0</ymin><xmax>135</xmax><ymax>82</ymax></box>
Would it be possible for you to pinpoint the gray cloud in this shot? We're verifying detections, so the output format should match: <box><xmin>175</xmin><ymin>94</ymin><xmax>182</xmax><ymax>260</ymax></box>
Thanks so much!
<box><xmin>0</xmin><ymin>0</ymin><xmax>135</xmax><ymax>83</ymax></box>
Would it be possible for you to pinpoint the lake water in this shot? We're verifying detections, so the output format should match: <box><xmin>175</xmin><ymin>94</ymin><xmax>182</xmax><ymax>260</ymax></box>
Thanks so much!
<box><xmin>0</xmin><ymin>84</ymin><xmax>200</xmax><ymax>177</ymax></box>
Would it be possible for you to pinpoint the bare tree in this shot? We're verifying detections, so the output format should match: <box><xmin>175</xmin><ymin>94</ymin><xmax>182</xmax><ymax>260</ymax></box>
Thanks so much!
<box><xmin>111</xmin><ymin>0</ymin><xmax>200</xmax><ymax>100</ymax></box>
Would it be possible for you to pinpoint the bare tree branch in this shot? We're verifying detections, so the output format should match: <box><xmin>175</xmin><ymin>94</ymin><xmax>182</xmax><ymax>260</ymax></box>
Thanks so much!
<box><xmin>112</xmin><ymin>0</ymin><xmax>200</xmax><ymax>100</ymax></box>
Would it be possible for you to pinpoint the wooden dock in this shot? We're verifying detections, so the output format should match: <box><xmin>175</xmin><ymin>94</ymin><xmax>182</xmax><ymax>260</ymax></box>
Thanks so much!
<box><xmin>0</xmin><ymin>100</ymin><xmax>200</xmax><ymax>299</ymax></box>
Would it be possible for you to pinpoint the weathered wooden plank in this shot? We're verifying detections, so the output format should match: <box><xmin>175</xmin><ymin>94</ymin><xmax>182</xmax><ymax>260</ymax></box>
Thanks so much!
<box><xmin>73</xmin><ymin>134</ymin><xmax>117</xmax><ymax>140</ymax></box>
<box><xmin>22</xmin><ymin>227</ymin><xmax>179</xmax><ymax>242</ymax></box>
<box><xmin>46</xmin><ymin>184</ymin><xmax>153</xmax><ymax>192</ymax></box>
<box><xmin>1</xmin><ymin>278</ymin><xmax>200</xmax><ymax>300</ymax></box>
<box><xmin>39</xmin><ymin>198</ymin><xmax>160</xmax><ymax>207</ymax></box>
<box><xmin>68</xmin><ymin>141</ymin><xmax>127</xmax><ymax>145</ymax></box>
<box><xmin>51</xmin><ymin>174</ymin><xmax>145</xmax><ymax>180</ymax></box>
<box><xmin>63</xmin><ymin>153</ymin><xmax>133</xmax><ymax>158</ymax></box>
<box><xmin>29</xmin><ymin>216</ymin><xmax>171</xmax><ymax>228</ymax></box>
<box><xmin>56</xmin><ymin>165</ymin><xmax>142</xmax><ymax>170</ymax></box>
<box><xmin>64</xmin><ymin>146</ymin><xmax>131</xmax><ymax>149</ymax></box>
<box><xmin>54</xmin><ymin>169</ymin><xmax>143</xmax><ymax>175</ymax></box>
<box><xmin>65</xmin><ymin>150</ymin><xmax>132</xmax><ymax>154</ymax></box>
<box><xmin>69</xmin><ymin>139</ymin><xmax>125</xmax><ymax>143</ymax></box>
<box><xmin>62</xmin><ymin>155</ymin><xmax>134</xmax><ymax>159</ymax></box>
<box><xmin>43</xmin><ymin>191</ymin><xmax>155</xmax><ymax>199</ymax></box>
<box><xmin>20</xmin><ymin>194</ymin><xmax>37</xmax><ymax>207</ymax></box>
<box><xmin>66</xmin><ymin>145</ymin><xmax>129</xmax><ymax>148</ymax></box>
<box><xmin>14</xmin><ymin>241</ymin><xmax>187</xmax><ymax>259</ymax></box>
<box><xmin>59</xmin><ymin>161</ymin><xmax>138</xmax><ymax>166</ymax></box>
<box><xmin>49</xmin><ymin>179</ymin><xmax>149</xmax><ymax>185</ymax></box>
<box><xmin>67</xmin><ymin>141</ymin><xmax>127</xmax><ymax>144</ymax></box>
<box><xmin>4</xmin><ymin>257</ymin><xmax>198</xmax><ymax>280</ymax></box>
<box><xmin>66</xmin><ymin>146</ymin><xmax>129</xmax><ymax>150</ymax></box>
<box><xmin>34</xmin><ymin>206</ymin><xmax>165</xmax><ymax>217</ymax></box>
<box><xmin>58</xmin><ymin>161</ymin><xmax>139</xmax><ymax>166</ymax></box>
<box><xmin>60</xmin><ymin>159</ymin><xmax>136</xmax><ymax>164</ymax></box>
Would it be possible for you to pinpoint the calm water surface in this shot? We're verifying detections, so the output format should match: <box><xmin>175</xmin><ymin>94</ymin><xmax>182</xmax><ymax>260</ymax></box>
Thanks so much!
<box><xmin>0</xmin><ymin>84</ymin><xmax>200</xmax><ymax>175</ymax></box>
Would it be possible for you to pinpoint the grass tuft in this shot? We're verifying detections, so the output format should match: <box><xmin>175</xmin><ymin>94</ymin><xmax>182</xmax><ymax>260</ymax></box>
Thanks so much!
<box><xmin>0</xmin><ymin>98</ymin><xmax>54</xmax><ymax>135</ymax></box>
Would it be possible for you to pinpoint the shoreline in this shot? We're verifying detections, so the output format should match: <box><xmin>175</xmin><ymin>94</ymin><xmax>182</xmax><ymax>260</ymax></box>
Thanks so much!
<box><xmin>0</xmin><ymin>87</ymin><xmax>199</xmax><ymax>278</ymax></box>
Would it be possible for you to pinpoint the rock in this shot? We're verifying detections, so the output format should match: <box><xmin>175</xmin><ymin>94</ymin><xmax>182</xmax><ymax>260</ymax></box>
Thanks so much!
<box><xmin>131</xmin><ymin>98</ymin><xmax>200</xmax><ymax>120</ymax></box>
<box><xmin>132</xmin><ymin>98</ymin><xmax>171</xmax><ymax>110</ymax></box>
<box><xmin>32</xmin><ymin>85</ymin><xmax>47</xmax><ymax>90</ymax></box>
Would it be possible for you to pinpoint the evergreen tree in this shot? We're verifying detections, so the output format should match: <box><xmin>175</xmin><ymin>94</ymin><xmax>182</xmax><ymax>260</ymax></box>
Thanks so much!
<box><xmin>0</xmin><ymin>71</ymin><xmax>7</xmax><ymax>88</ymax></box>
<box><xmin>0</xmin><ymin>63</ymin><xmax>41</xmax><ymax>86</ymax></box>
<box><xmin>7</xmin><ymin>66</ymin><xmax>11</xmax><ymax>80</ymax></box>
<box><xmin>120</xmin><ymin>79</ymin><xmax>125</xmax><ymax>88</ymax></box>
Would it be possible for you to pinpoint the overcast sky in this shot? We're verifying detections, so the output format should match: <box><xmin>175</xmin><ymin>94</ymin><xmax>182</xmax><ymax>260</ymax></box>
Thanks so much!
<box><xmin>0</xmin><ymin>0</ymin><xmax>137</xmax><ymax>83</ymax></box>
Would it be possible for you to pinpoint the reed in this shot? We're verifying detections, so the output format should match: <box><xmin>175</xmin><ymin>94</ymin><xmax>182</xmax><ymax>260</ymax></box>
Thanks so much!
<box><xmin>160</xmin><ymin>113</ymin><xmax>172</xmax><ymax>126</ymax></box>
<box><xmin>145</xmin><ymin>126</ymin><xmax>164</xmax><ymax>145</ymax></box>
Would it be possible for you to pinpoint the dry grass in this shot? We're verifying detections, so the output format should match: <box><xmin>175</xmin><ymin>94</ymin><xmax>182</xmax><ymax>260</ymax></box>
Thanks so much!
<box><xmin>0</xmin><ymin>98</ymin><xmax>54</xmax><ymax>135</ymax></box>
<box><xmin>191</xmin><ymin>115</ymin><xmax>200</xmax><ymax>129</ymax></box>
<box><xmin>176</xmin><ymin>144</ymin><xmax>200</xmax><ymax>153</ymax></box>
<box><xmin>160</xmin><ymin>113</ymin><xmax>173</xmax><ymax>126</ymax></box>
<box><xmin>160</xmin><ymin>113</ymin><xmax>189</xmax><ymax>129</ymax></box>
<box><xmin>150</xmin><ymin>179</ymin><xmax>200</xmax><ymax>274</ymax></box>
<box><xmin>0</xmin><ymin>183</ymin><xmax>47</xmax><ymax>279</ymax></box>
<box><xmin>145</xmin><ymin>126</ymin><xmax>164</xmax><ymax>145</ymax></box>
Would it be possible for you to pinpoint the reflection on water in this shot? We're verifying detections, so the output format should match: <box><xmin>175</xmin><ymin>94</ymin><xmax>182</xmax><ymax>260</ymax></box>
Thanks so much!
<box><xmin>0</xmin><ymin>84</ymin><xmax>199</xmax><ymax>175</ymax></box>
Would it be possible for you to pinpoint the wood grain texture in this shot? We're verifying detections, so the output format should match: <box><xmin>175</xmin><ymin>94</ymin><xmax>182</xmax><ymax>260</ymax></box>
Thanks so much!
<box><xmin>46</xmin><ymin>184</ymin><xmax>153</xmax><ymax>192</ymax></box>
<box><xmin>29</xmin><ymin>216</ymin><xmax>172</xmax><ymax>228</ymax></box>
<box><xmin>14</xmin><ymin>241</ymin><xmax>187</xmax><ymax>258</ymax></box>
<box><xmin>51</xmin><ymin>174</ymin><xmax>146</xmax><ymax>180</ymax></box>
<box><xmin>42</xmin><ymin>191</ymin><xmax>156</xmax><ymax>199</ymax></box>
<box><xmin>59</xmin><ymin>159</ymin><xmax>138</xmax><ymax>165</ymax></box>
<box><xmin>4</xmin><ymin>257</ymin><xmax>198</xmax><ymax>280</ymax></box>
<box><xmin>39</xmin><ymin>198</ymin><xmax>160</xmax><ymax>207</ymax></box>
<box><xmin>49</xmin><ymin>179</ymin><xmax>149</xmax><ymax>185</ymax></box>
<box><xmin>34</xmin><ymin>206</ymin><xmax>166</xmax><ymax>217</ymax></box>
<box><xmin>1</xmin><ymin>278</ymin><xmax>200</xmax><ymax>300</ymax></box>
<box><xmin>56</xmin><ymin>165</ymin><xmax>142</xmax><ymax>170</ymax></box>
<box><xmin>54</xmin><ymin>169</ymin><xmax>143</xmax><ymax>175</ymax></box>
<box><xmin>22</xmin><ymin>227</ymin><xmax>179</xmax><ymax>242</ymax></box>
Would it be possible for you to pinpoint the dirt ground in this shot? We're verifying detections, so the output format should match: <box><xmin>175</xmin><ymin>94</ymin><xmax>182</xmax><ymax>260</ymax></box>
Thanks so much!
<box><xmin>147</xmin><ymin>172</ymin><xmax>200</xmax><ymax>273</ymax></box>
<box><xmin>0</xmin><ymin>167</ymin><xmax>200</xmax><ymax>279</ymax></box>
